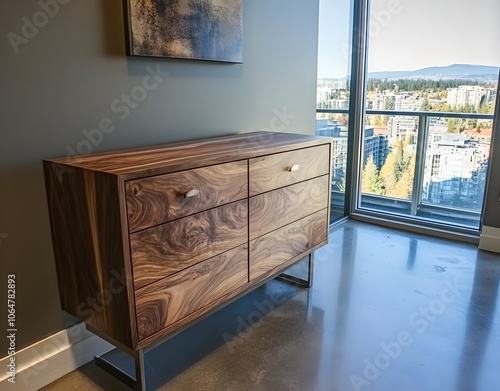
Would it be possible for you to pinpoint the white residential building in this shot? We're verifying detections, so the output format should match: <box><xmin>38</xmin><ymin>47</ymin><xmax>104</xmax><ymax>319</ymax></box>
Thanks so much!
<box><xmin>367</xmin><ymin>91</ymin><xmax>422</xmax><ymax>112</ymax></box>
<box><xmin>399</xmin><ymin>92</ymin><xmax>422</xmax><ymax>111</ymax></box>
<box><xmin>388</xmin><ymin>116</ymin><xmax>417</xmax><ymax>142</ymax></box>
<box><xmin>429</xmin><ymin>118</ymin><xmax>448</xmax><ymax>133</ymax></box>
<box><xmin>317</xmin><ymin>87</ymin><xmax>332</xmax><ymax>105</ymax></box>
<box><xmin>486</xmin><ymin>88</ymin><xmax>497</xmax><ymax>104</ymax></box>
<box><xmin>422</xmin><ymin>132</ymin><xmax>488</xmax><ymax>210</ymax></box>
<box><xmin>447</xmin><ymin>86</ymin><xmax>487</xmax><ymax>109</ymax></box>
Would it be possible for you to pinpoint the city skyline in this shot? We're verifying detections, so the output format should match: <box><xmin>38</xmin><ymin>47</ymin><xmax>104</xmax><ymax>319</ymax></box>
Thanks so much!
<box><xmin>317</xmin><ymin>0</ymin><xmax>500</xmax><ymax>79</ymax></box>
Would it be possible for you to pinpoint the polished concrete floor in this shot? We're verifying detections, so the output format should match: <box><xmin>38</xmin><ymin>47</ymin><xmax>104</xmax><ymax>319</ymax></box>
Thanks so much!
<box><xmin>42</xmin><ymin>220</ymin><xmax>500</xmax><ymax>391</ymax></box>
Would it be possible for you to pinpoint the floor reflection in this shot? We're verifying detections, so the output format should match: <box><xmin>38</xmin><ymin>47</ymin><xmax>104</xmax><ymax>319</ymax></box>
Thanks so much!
<box><xmin>456</xmin><ymin>251</ymin><xmax>500</xmax><ymax>391</ymax></box>
<box><xmin>407</xmin><ymin>238</ymin><xmax>418</xmax><ymax>270</ymax></box>
<box><xmin>42</xmin><ymin>221</ymin><xmax>500</xmax><ymax>391</ymax></box>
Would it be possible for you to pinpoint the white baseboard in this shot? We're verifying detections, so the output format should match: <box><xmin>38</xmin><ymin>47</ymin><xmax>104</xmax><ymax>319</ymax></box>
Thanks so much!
<box><xmin>479</xmin><ymin>226</ymin><xmax>500</xmax><ymax>254</ymax></box>
<box><xmin>0</xmin><ymin>322</ymin><xmax>114</xmax><ymax>391</ymax></box>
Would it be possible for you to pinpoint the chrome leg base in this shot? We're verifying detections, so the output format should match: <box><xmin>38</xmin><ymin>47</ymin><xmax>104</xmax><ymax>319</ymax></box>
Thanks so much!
<box><xmin>277</xmin><ymin>253</ymin><xmax>314</xmax><ymax>288</ymax></box>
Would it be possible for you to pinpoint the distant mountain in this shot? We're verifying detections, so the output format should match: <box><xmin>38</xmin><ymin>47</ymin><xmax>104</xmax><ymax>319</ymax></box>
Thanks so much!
<box><xmin>368</xmin><ymin>64</ymin><xmax>499</xmax><ymax>81</ymax></box>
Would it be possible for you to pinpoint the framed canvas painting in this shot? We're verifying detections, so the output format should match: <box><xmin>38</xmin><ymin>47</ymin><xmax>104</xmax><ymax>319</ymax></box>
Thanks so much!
<box><xmin>123</xmin><ymin>0</ymin><xmax>243</xmax><ymax>63</ymax></box>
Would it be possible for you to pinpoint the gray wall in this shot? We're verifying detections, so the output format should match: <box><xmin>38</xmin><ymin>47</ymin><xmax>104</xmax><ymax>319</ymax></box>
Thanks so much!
<box><xmin>0</xmin><ymin>0</ymin><xmax>320</xmax><ymax>352</ymax></box>
<box><xmin>482</xmin><ymin>74</ymin><xmax>500</xmax><ymax>229</ymax></box>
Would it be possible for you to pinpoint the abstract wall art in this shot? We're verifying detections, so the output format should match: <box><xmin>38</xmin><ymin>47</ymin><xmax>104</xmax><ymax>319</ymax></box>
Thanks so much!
<box><xmin>123</xmin><ymin>0</ymin><xmax>243</xmax><ymax>63</ymax></box>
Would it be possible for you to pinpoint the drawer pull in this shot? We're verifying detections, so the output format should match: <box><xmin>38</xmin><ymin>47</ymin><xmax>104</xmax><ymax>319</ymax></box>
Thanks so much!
<box><xmin>289</xmin><ymin>164</ymin><xmax>300</xmax><ymax>172</ymax></box>
<box><xmin>185</xmin><ymin>189</ymin><xmax>200</xmax><ymax>198</ymax></box>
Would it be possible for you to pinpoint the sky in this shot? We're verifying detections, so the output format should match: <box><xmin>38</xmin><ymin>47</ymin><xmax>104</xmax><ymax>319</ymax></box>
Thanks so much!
<box><xmin>317</xmin><ymin>0</ymin><xmax>500</xmax><ymax>78</ymax></box>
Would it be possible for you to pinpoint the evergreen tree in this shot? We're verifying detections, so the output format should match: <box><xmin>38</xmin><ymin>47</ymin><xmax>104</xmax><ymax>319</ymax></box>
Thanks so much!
<box><xmin>421</xmin><ymin>98</ymin><xmax>431</xmax><ymax>111</ymax></box>
<box><xmin>379</xmin><ymin>152</ymin><xmax>397</xmax><ymax>195</ymax></box>
<box><xmin>440</xmin><ymin>103</ymin><xmax>451</xmax><ymax>112</ymax></box>
<box><xmin>361</xmin><ymin>156</ymin><xmax>384</xmax><ymax>195</ymax></box>
<box><xmin>448</xmin><ymin>118</ymin><xmax>459</xmax><ymax>133</ymax></box>
<box><xmin>394</xmin><ymin>140</ymin><xmax>405</xmax><ymax>181</ymax></box>
<box><xmin>489</xmin><ymin>102</ymin><xmax>495</xmax><ymax>114</ymax></box>
<box><xmin>392</xmin><ymin>154</ymin><xmax>416</xmax><ymax>199</ymax></box>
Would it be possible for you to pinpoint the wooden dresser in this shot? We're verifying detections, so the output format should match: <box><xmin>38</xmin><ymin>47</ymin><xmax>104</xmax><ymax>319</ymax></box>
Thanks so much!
<box><xmin>43</xmin><ymin>131</ymin><xmax>332</xmax><ymax>390</ymax></box>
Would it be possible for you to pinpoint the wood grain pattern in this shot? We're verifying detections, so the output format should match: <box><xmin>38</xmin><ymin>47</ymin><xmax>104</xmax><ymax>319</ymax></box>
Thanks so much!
<box><xmin>44</xmin><ymin>132</ymin><xmax>332</xmax><ymax>180</ymax></box>
<box><xmin>135</xmin><ymin>239</ymin><xmax>328</xmax><ymax>349</ymax></box>
<box><xmin>249</xmin><ymin>175</ymin><xmax>329</xmax><ymax>240</ymax></box>
<box><xmin>135</xmin><ymin>245</ymin><xmax>248</xmax><ymax>341</ymax></box>
<box><xmin>126</xmin><ymin>161</ymin><xmax>248</xmax><ymax>233</ymax></box>
<box><xmin>130</xmin><ymin>200</ymin><xmax>248</xmax><ymax>290</ymax></box>
<box><xmin>43</xmin><ymin>162</ymin><xmax>134</xmax><ymax>348</ymax></box>
<box><xmin>43</xmin><ymin>132</ymin><xmax>333</xmax><ymax>352</ymax></box>
<box><xmin>249</xmin><ymin>144</ymin><xmax>330</xmax><ymax>196</ymax></box>
<box><xmin>250</xmin><ymin>210</ymin><xmax>328</xmax><ymax>280</ymax></box>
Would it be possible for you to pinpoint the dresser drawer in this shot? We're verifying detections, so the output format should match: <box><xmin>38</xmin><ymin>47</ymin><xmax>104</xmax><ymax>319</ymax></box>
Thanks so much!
<box><xmin>135</xmin><ymin>244</ymin><xmax>248</xmax><ymax>341</ymax></box>
<box><xmin>249</xmin><ymin>175</ymin><xmax>329</xmax><ymax>240</ymax></box>
<box><xmin>126</xmin><ymin>161</ymin><xmax>248</xmax><ymax>233</ymax></box>
<box><xmin>249</xmin><ymin>144</ymin><xmax>330</xmax><ymax>196</ymax></box>
<box><xmin>130</xmin><ymin>200</ymin><xmax>248</xmax><ymax>290</ymax></box>
<box><xmin>250</xmin><ymin>210</ymin><xmax>327</xmax><ymax>280</ymax></box>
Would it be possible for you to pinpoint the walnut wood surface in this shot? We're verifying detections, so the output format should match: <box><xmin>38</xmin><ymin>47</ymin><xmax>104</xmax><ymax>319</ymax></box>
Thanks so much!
<box><xmin>45</xmin><ymin>132</ymin><xmax>332</xmax><ymax>180</ymax></box>
<box><xmin>136</xmin><ymin>239</ymin><xmax>328</xmax><ymax>349</ymax></box>
<box><xmin>135</xmin><ymin>245</ymin><xmax>248</xmax><ymax>341</ymax></box>
<box><xmin>130</xmin><ymin>200</ymin><xmax>248</xmax><ymax>290</ymax></box>
<box><xmin>249</xmin><ymin>175</ymin><xmax>329</xmax><ymax>240</ymax></box>
<box><xmin>43</xmin><ymin>162</ymin><xmax>134</xmax><ymax>348</ymax></box>
<box><xmin>249</xmin><ymin>144</ymin><xmax>330</xmax><ymax>196</ymax></box>
<box><xmin>126</xmin><ymin>161</ymin><xmax>248</xmax><ymax>233</ymax></box>
<box><xmin>43</xmin><ymin>132</ymin><xmax>333</xmax><ymax>351</ymax></box>
<box><xmin>250</xmin><ymin>210</ymin><xmax>328</xmax><ymax>280</ymax></box>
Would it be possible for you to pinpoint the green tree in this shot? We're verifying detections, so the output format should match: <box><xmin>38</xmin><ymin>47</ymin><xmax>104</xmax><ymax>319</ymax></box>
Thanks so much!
<box><xmin>366</xmin><ymin>78</ymin><xmax>492</xmax><ymax>93</ymax></box>
<box><xmin>468</xmin><ymin>118</ymin><xmax>478</xmax><ymax>129</ymax></box>
<box><xmin>479</xmin><ymin>102</ymin><xmax>489</xmax><ymax>114</ymax></box>
<box><xmin>394</xmin><ymin>140</ymin><xmax>405</xmax><ymax>181</ymax></box>
<box><xmin>421</xmin><ymin>98</ymin><xmax>431</xmax><ymax>111</ymax></box>
<box><xmin>404</xmin><ymin>133</ymin><xmax>413</xmax><ymax>147</ymax></box>
<box><xmin>489</xmin><ymin>102</ymin><xmax>495</xmax><ymax>114</ymax></box>
<box><xmin>361</xmin><ymin>156</ymin><xmax>384</xmax><ymax>195</ymax></box>
<box><xmin>379</xmin><ymin>152</ymin><xmax>397</xmax><ymax>196</ymax></box>
<box><xmin>439</xmin><ymin>103</ymin><xmax>451</xmax><ymax>112</ymax></box>
<box><xmin>448</xmin><ymin>118</ymin><xmax>459</xmax><ymax>133</ymax></box>
<box><xmin>392</xmin><ymin>154</ymin><xmax>416</xmax><ymax>199</ymax></box>
<box><xmin>462</xmin><ymin>103</ymin><xmax>475</xmax><ymax>113</ymax></box>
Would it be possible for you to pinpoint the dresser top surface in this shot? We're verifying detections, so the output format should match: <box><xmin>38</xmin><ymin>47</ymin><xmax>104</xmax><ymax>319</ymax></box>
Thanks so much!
<box><xmin>44</xmin><ymin>131</ymin><xmax>332</xmax><ymax>178</ymax></box>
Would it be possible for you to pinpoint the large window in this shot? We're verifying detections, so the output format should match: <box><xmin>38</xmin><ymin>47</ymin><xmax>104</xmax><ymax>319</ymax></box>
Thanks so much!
<box><xmin>316</xmin><ymin>0</ymin><xmax>354</xmax><ymax>223</ymax></box>
<box><xmin>317</xmin><ymin>0</ymin><xmax>500</xmax><ymax>232</ymax></box>
<box><xmin>358</xmin><ymin>0</ymin><xmax>500</xmax><ymax>230</ymax></box>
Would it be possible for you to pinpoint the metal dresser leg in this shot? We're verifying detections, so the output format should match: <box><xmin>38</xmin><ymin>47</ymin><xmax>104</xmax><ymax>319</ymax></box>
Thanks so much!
<box><xmin>278</xmin><ymin>253</ymin><xmax>314</xmax><ymax>288</ymax></box>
